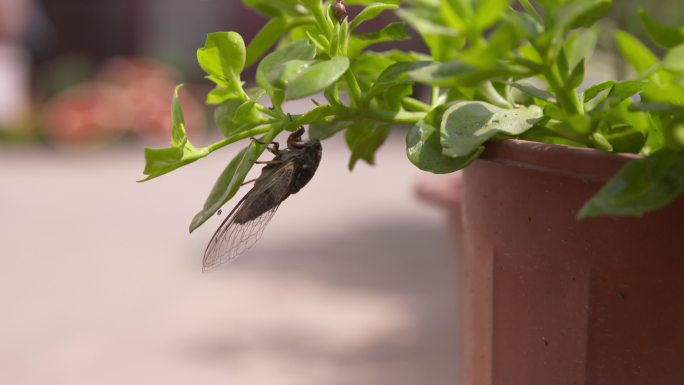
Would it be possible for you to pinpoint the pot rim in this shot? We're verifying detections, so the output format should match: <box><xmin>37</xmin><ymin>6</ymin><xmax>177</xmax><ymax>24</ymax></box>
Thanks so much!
<box><xmin>481</xmin><ymin>139</ymin><xmax>639</xmax><ymax>182</ymax></box>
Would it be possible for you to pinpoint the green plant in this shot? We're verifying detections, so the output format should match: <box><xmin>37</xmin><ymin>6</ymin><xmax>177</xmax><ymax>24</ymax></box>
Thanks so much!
<box><xmin>140</xmin><ymin>0</ymin><xmax>684</xmax><ymax>230</ymax></box>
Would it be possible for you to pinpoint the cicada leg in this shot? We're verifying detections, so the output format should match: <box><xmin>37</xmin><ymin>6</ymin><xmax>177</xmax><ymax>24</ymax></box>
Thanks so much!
<box><xmin>255</xmin><ymin>160</ymin><xmax>282</xmax><ymax>166</ymax></box>
<box><xmin>251</xmin><ymin>137</ymin><xmax>280</xmax><ymax>155</ymax></box>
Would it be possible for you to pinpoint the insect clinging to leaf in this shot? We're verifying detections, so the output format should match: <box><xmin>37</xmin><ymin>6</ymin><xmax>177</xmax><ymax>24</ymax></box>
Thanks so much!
<box><xmin>202</xmin><ymin>127</ymin><xmax>322</xmax><ymax>271</ymax></box>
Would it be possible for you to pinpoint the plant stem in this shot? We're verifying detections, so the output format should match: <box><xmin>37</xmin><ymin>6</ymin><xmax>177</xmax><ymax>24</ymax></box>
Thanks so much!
<box><xmin>362</xmin><ymin>108</ymin><xmax>427</xmax><ymax>124</ymax></box>
<box><xmin>403</xmin><ymin>97</ymin><xmax>431</xmax><ymax>112</ymax></box>
<box><xmin>543</xmin><ymin>67</ymin><xmax>582</xmax><ymax>115</ymax></box>
<box><xmin>256</xmin><ymin>104</ymin><xmax>281</xmax><ymax>119</ymax></box>
<box><xmin>431</xmin><ymin>87</ymin><xmax>441</xmax><ymax>108</ymax></box>
<box><xmin>288</xmin><ymin>16</ymin><xmax>316</xmax><ymax>29</ymax></box>
<box><xmin>208</xmin><ymin>102</ymin><xmax>424</xmax><ymax>158</ymax></box>
<box><xmin>344</xmin><ymin>72</ymin><xmax>363</xmax><ymax>107</ymax></box>
<box><xmin>207</xmin><ymin>126</ymin><xmax>273</xmax><ymax>153</ymax></box>
<box><xmin>311</xmin><ymin>1</ymin><xmax>333</xmax><ymax>38</ymax></box>
<box><xmin>479</xmin><ymin>81</ymin><xmax>512</xmax><ymax>108</ymax></box>
<box><xmin>298</xmin><ymin>105</ymin><xmax>346</xmax><ymax>124</ymax></box>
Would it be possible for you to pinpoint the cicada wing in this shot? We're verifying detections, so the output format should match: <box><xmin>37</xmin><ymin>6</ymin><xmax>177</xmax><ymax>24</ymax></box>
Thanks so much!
<box><xmin>202</xmin><ymin>203</ymin><xmax>280</xmax><ymax>271</ymax></box>
<box><xmin>202</xmin><ymin>162</ymin><xmax>297</xmax><ymax>271</ymax></box>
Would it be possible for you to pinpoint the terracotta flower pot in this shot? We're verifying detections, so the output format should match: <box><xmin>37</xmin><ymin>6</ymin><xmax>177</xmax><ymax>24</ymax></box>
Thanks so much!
<box><xmin>417</xmin><ymin>140</ymin><xmax>684</xmax><ymax>385</ymax></box>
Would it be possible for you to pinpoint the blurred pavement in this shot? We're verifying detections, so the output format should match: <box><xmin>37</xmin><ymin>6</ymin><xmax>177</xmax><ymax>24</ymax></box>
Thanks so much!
<box><xmin>0</xmin><ymin>132</ymin><xmax>459</xmax><ymax>385</ymax></box>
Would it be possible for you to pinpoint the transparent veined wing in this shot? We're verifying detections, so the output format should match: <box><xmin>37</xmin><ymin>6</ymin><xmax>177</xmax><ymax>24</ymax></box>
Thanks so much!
<box><xmin>202</xmin><ymin>161</ymin><xmax>296</xmax><ymax>271</ymax></box>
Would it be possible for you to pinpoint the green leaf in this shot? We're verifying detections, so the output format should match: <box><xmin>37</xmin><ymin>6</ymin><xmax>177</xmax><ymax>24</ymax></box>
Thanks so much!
<box><xmin>304</xmin><ymin>30</ymin><xmax>330</xmax><ymax>53</ymax></box>
<box><xmin>140</xmin><ymin>143</ymin><xmax>210</xmax><ymax>182</ymax></box>
<box><xmin>242</xmin><ymin>0</ymin><xmax>300</xmax><ymax>17</ymax></box>
<box><xmin>197</xmin><ymin>32</ymin><xmax>247</xmax><ymax>93</ymax></box>
<box><xmin>346</xmin><ymin>121</ymin><xmax>391</xmax><ymax>170</ymax></box>
<box><xmin>642</xmin><ymin>83</ymin><xmax>684</xmax><ymax>105</ymax></box>
<box><xmin>557</xmin><ymin>48</ymin><xmax>570</xmax><ymax>80</ymax></box>
<box><xmin>214</xmin><ymin>99</ymin><xmax>264</xmax><ymax>136</ymax></box>
<box><xmin>383</xmin><ymin>83</ymin><xmax>413</xmax><ymax>111</ymax></box>
<box><xmin>583</xmin><ymin>80</ymin><xmax>615</xmax><ymax>102</ymax></box>
<box><xmin>511</xmin><ymin>8</ymin><xmax>544</xmax><ymax>41</ymax></box>
<box><xmin>245</xmin><ymin>17</ymin><xmax>289</xmax><ymax>68</ymax></box>
<box><xmin>309</xmin><ymin>120</ymin><xmax>351</xmax><ymax>140</ymax></box>
<box><xmin>441</xmin><ymin>101</ymin><xmax>543</xmax><ymax>157</ymax></box>
<box><xmin>638</xmin><ymin>8</ymin><xmax>684</xmax><ymax>49</ymax></box>
<box><xmin>578</xmin><ymin>151</ymin><xmax>684</xmax><ymax>219</ymax></box>
<box><xmin>285</xmin><ymin>57</ymin><xmax>351</xmax><ymax>100</ymax></box>
<box><xmin>609</xmin><ymin>80</ymin><xmax>647</xmax><ymax>102</ymax></box>
<box><xmin>564</xmin><ymin>29</ymin><xmax>598</xmax><ymax>69</ymax></box>
<box><xmin>351</xmin><ymin>52</ymin><xmax>397</xmax><ymax>88</ymax></box>
<box><xmin>257</xmin><ymin>40</ymin><xmax>316</xmax><ymax>94</ymax></box>
<box><xmin>664</xmin><ymin>44</ymin><xmax>684</xmax><ymax>73</ymax></box>
<box><xmin>509</xmin><ymin>82</ymin><xmax>554</xmax><ymax>101</ymax></box>
<box><xmin>546</xmin><ymin>0</ymin><xmax>611</xmax><ymax>61</ymax></box>
<box><xmin>396</xmin><ymin>8</ymin><xmax>462</xmax><ymax>61</ymax></box>
<box><xmin>171</xmin><ymin>85</ymin><xmax>187</xmax><ymax>147</ymax></box>
<box><xmin>518</xmin><ymin>0</ymin><xmax>541</xmax><ymax>22</ymax></box>
<box><xmin>642</xmin><ymin>115</ymin><xmax>667</xmax><ymax>155</ymax></box>
<box><xmin>352</xmin><ymin>22</ymin><xmax>409</xmax><ymax>42</ymax></box>
<box><xmin>396</xmin><ymin>7</ymin><xmax>459</xmax><ymax>37</ymax></box>
<box><xmin>338</xmin><ymin>18</ymin><xmax>350</xmax><ymax>55</ymax></box>
<box><xmin>189</xmin><ymin>142</ymin><xmax>262</xmax><ymax>232</ymax></box>
<box><xmin>140</xmin><ymin>86</ymin><xmax>210</xmax><ymax>182</ymax></box>
<box><xmin>410</xmin><ymin>61</ymin><xmax>478</xmax><ymax>86</ymax></box>
<box><xmin>584</xmin><ymin>80</ymin><xmax>649</xmax><ymax>111</ymax></box>
<box><xmin>674</xmin><ymin>124</ymin><xmax>684</xmax><ymax>147</ymax></box>
<box><xmin>366</xmin><ymin>60</ymin><xmax>433</xmax><ymax>100</ymax></box>
<box><xmin>206</xmin><ymin>87</ymin><xmax>238</xmax><ymax>105</ymax></box>
<box><xmin>567</xmin><ymin>58</ymin><xmax>585</xmax><ymax>89</ymax></box>
<box><xmin>601</xmin><ymin>123</ymin><xmax>647</xmax><ymax>154</ymax></box>
<box><xmin>330</xmin><ymin>22</ymin><xmax>341</xmax><ymax>56</ymax></box>
<box><xmin>349</xmin><ymin>22</ymin><xmax>410</xmax><ymax>55</ymax></box>
<box><xmin>590</xmin><ymin>132</ymin><xmax>613</xmax><ymax>152</ymax></box>
<box><xmin>473</xmin><ymin>0</ymin><xmax>510</xmax><ymax>31</ymax></box>
<box><xmin>587</xmin><ymin>80</ymin><xmax>647</xmax><ymax>111</ymax></box>
<box><xmin>350</xmin><ymin>3</ymin><xmax>399</xmax><ymax>30</ymax></box>
<box><xmin>554</xmin><ymin>0</ymin><xmax>612</xmax><ymax>32</ymax></box>
<box><xmin>615</xmin><ymin>30</ymin><xmax>659</xmax><ymax>74</ymax></box>
<box><xmin>440</xmin><ymin>0</ymin><xmax>472</xmax><ymax>30</ymax></box>
<box><xmin>409</xmin><ymin>60</ymin><xmax>527</xmax><ymax>87</ymax></box>
<box><xmin>407</xmin><ymin>105</ymin><xmax>483</xmax><ymax>174</ymax></box>
<box><xmin>267</xmin><ymin>59</ymin><xmax>315</xmax><ymax>89</ymax></box>
<box><xmin>236</xmin><ymin>101</ymin><xmax>262</xmax><ymax>123</ymax></box>
<box><xmin>457</xmin><ymin>19</ymin><xmax>525</xmax><ymax>69</ymax></box>
<box><xmin>299</xmin><ymin>0</ymin><xmax>324</xmax><ymax>12</ymax></box>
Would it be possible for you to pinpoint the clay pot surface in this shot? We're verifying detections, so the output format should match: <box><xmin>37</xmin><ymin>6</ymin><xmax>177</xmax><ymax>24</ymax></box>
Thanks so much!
<box><xmin>421</xmin><ymin>140</ymin><xmax>684</xmax><ymax>385</ymax></box>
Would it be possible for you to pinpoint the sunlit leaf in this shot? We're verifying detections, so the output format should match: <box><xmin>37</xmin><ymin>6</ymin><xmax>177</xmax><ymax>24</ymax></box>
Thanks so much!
<box><xmin>197</xmin><ymin>32</ymin><xmax>247</xmax><ymax>94</ymax></box>
<box><xmin>190</xmin><ymin>141</ymin><xmax>265</xmax><ymax>232</ymax></box>
<box><xmin>350</xmin><ymin>3</ymin><xmax>399</xmax><ymax>30</ymax></box>
<box><xmin>285</xmin><ymin>57</ymin><xmax>351</xmax><ymax>100</ymax></box>
<box><xmin>245</xmin><ymin>17</ymin><xmax>289</xmax><ymax>68</ymax></box>
<box><xmin>441</xmin><ymin>101</ymin><xmax>543</xmax><ymax>157</ymax></box>
<box><xmin>578</xmin><ymin>151</ymin><xmax>684</xmax><ymax>219</ymax></box>
<box><xmin>638</xmin><ymin>8</ymin><xmax>684</xmax><ymax>49</ymax></box>
<box><xmin>407</xmin><ymin>105</ymin><xmax>483</xmax><ymax>173</ymax></box>
<box><xmin>346</xmin><ymin>121</ymin><xmax>391</xmax><ymax>170</ymax></box>
<box><xmin>256</xmin><ymin>40</ymin><xmax>317</xmax><ymax>94</ymax></box>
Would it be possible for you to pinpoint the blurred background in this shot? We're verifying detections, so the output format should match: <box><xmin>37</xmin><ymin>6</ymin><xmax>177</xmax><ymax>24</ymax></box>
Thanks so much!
<box><xmin>1</xmin><ymin>1</ymin><xmax>683</xmax><ymax>384</ymax></box>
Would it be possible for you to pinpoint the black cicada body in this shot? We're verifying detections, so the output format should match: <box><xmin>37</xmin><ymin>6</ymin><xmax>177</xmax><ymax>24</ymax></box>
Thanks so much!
<box><xmin>202</xmin><ymin>127</ymin><xmax>322</xmax><ymax>271</ymax></box>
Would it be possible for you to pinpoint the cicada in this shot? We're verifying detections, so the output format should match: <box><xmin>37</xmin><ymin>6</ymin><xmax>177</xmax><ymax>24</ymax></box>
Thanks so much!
<box><xmin>202</xmin><ymin>127</ymin><xmax>322</xmax><ymax>271</ymax></box>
